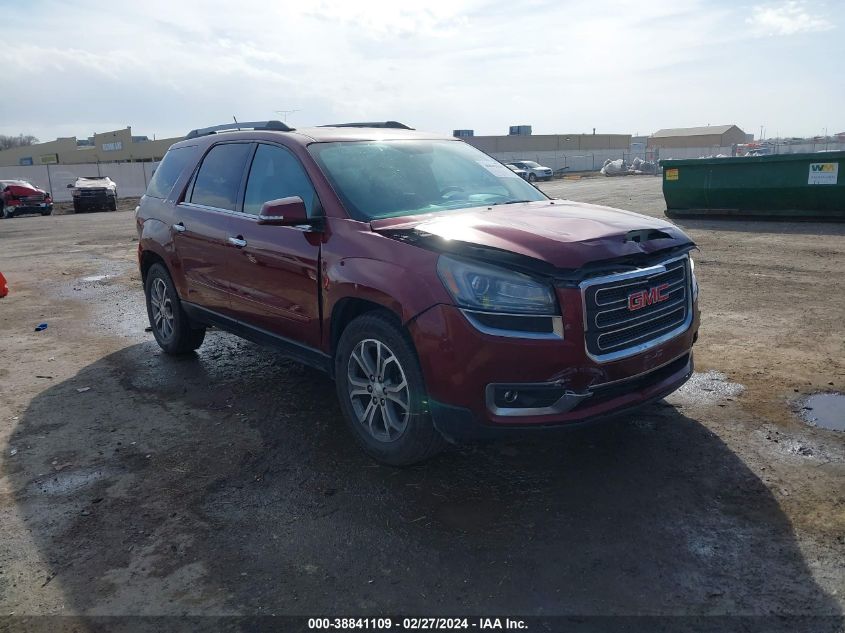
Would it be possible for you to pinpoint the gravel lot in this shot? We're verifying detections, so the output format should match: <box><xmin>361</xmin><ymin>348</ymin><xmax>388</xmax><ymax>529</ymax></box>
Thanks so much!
<box><xmin>0</xmin><ymin>179</ymin><xmax>843</xmax><ymax>629</ymax></box>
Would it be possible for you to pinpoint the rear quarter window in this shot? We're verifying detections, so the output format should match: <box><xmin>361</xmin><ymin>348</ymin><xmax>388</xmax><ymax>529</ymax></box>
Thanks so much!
<box><xmin>145</xmin><ymin>146</ymin><xmax>196</xmax><ymax>199</ymax></box>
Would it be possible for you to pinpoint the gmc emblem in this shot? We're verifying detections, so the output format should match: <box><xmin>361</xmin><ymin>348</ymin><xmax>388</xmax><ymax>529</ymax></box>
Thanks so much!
<box><xmin>628</xmin><ymin>283</ymin><xmax>670</xmax><ymax>311</ymax></box>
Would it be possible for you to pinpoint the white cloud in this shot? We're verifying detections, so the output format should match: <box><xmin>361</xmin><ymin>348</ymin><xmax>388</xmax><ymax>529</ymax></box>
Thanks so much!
<box><xmin>747</xmin><ymin>1</ymin><xmax>834</xmax><ymax>36</ymax></box>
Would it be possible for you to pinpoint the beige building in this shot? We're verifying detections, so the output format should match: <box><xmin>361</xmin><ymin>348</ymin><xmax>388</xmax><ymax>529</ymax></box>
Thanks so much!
<box><xmin>465</xmin><ymin>133</ymin><xmax>631</xmax><ymax>154</ymax></box>
<box><xmin>0</xmin><ymin>127</ymin><xmax>181</xmax><ymax>167</ymax></box>
<box><xmin>648</xmin><ymin>125</ymin><xmax>748</xmax><ymax>149</ymax></box>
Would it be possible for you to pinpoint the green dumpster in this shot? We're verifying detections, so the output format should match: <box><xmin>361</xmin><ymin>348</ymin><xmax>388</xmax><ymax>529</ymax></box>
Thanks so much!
<box><xmin>662</xmin><ymin>151</ymin><xmax>845</xmax><ymax>220</ymax></box>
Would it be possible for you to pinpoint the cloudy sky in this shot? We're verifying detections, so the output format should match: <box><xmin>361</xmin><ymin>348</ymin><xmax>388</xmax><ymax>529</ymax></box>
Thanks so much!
<box><xmin>0</xmin><ymin>0</ymin><xmax>841</xmax><ymax>142</ymax></box>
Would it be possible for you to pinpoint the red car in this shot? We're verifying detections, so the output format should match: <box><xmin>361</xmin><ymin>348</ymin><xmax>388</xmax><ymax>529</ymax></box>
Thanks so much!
<box><xmin>1</xmin><ymin>180</ymin><xmax>53</xmax><ymax>218</ymax></box>
<box><xmin>136</xmin><ymin>121</ymin><xmax>699</xmax><ymax>465</ymax></box>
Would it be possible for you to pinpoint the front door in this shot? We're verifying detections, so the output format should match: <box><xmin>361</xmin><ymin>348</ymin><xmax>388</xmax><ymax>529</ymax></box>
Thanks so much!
<box><xmin>172</xmin><ymin>141</ymin><xmax>254</xmax><ymax>317</ymax></box>
<box><xmin>225</xmin><ymin>143</ymin><xmax>323</xmax><ymax>349</ymax></box>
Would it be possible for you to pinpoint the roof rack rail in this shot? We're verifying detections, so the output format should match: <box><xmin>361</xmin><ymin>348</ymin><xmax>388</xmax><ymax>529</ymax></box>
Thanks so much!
<box><xmin>185</xmin><ymin>120</ymin><xmax>294</xmax><ymax>139</ymax></box>
<box><xmin>319</xmin><ymin>121</ymin><xmax>414</xmax><ymax>130</ymax></box>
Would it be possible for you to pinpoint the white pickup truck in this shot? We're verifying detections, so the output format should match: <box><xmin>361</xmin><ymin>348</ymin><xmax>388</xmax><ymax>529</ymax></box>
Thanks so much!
<box><xmin>68</xmin><ymin>176</ymin><xmax>118</xmax><ymax>213</ymax></box>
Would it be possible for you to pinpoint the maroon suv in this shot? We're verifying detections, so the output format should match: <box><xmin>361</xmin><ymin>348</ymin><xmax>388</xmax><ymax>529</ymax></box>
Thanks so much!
<box><xmin>136</xmin><ymin>121</ymin><xmax>699</xmax><ymax>465</ymax></box>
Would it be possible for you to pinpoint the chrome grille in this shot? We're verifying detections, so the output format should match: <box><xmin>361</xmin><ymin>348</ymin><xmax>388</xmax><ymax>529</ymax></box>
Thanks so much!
<box><xmin>582</xmin><ymin>256</ymin><xmax>692</xmax><ymax>361</ymax></box>
<box><xmin>22</xmin><ymin>194</ymin><xmax>45</xmax><ymax>203</ymax></box>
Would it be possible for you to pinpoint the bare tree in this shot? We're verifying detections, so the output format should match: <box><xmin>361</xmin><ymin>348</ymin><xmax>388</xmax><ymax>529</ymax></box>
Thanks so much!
<box><xmin>0</xmin><ymin>134</ymin><xmax>39</xmax><ymax>151</ymax></box>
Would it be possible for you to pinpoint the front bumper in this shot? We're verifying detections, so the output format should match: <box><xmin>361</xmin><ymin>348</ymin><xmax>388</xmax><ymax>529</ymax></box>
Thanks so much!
<box><xmin>6</xmin><ymin>202</ymin><xmax>52</xmax><ymax>214</ymax></box>
<box><xmin>74</xmin><ymin>193</ymin><xmax>115</xmax><ymax>205</ymax></box>
<box><xmin>407</xmin><ymin>296</ymin><xmax>699</xmax><ymax>438</ymax></box>
<box><xmin>429</xmin><ymin>352</ymin><xmax>693</xmax><ymax>440</ymax></box>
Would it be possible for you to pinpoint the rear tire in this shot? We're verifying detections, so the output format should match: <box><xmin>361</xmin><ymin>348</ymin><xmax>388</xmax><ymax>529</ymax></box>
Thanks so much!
<box><xmin>144</xmin><ymin>263</ymin><xmax>206</xmax><ymax>355</ymax></box>
<box><xmin>335</xmin><ymin>312</ymin><xmax>445</xmax><ymax>466</ymax></box>
<box><xmin>528</xmin><ymin>173</ymin><xmax>537</xmax><ymax>182</ymax></box>
<box><xmin>109</xmin><ymin>198</ymin><xmax>117</xmax><ymax>211</ymax></box>
<box><xmin>41</xmin><ymin>209</ymin><xmax>52</xmax><ymax>216</ymax></box>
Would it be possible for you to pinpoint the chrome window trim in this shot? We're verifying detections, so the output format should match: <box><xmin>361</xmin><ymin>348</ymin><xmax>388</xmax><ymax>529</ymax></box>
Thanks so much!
<box><xmin>177</xmin><ymin>201</ymin><xmax>242</xmax><ymax>216</ymax></box>
<box><xmin>580</xmin><ymin>254</ymin><xmax>693</xmax><ymax>363</ymax></box>
<box><xmin>460</xmin><ymin>309</ymin><xmax>564</xmax><ymax>340</ymax></box>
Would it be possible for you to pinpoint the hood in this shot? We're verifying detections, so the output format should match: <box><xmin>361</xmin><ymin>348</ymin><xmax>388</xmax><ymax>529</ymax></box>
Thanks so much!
<box><xmin>3</xmin><ymin>183</ymin><xmax>46</xmax><ymax>196</ymax></box>
<box><xmin>74</xmin><ymin>177</ymin><xmax>115</xmax><ymax>190</ymax></box>
<box><xmin>370</xmin><ymin>199</ymin><xmax>694</xmax><ymax>270</ymax></box>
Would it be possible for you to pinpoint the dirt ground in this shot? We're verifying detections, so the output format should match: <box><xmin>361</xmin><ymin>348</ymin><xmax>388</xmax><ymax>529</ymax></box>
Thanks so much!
<box><xmin>0</xmin><ymin>179</ymin><xmax>843</xmax><ymax>630</ymax></box>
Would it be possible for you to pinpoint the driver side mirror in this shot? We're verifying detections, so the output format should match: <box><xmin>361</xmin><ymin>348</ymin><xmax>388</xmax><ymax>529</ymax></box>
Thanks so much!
<box><xmin>66</xmin><ymin>183</ymin><xmax>74</xmax><ymax>188</ymax></box>
<box><xmin>257</xmin><ymin>196</ymin><xmax>309</xmax><ymax>226</ymax></box>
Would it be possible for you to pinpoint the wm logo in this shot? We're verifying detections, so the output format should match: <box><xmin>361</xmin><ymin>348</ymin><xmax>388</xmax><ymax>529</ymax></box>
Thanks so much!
<box><xmin>810</xmin><ymin>163</ymin><xmax>836</xmax><ymax>173</ymax></box>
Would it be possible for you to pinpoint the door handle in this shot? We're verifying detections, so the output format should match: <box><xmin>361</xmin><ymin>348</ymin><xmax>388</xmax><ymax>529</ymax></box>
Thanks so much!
<box><xmin>172</xmin><ymin>222</ymin><xmax>186</xmax><ymax>233</ymax></box>
<box><xmin>228</xmin><ymin>236</ymin><xmax>247</xmax><ymax>248</ymax></box>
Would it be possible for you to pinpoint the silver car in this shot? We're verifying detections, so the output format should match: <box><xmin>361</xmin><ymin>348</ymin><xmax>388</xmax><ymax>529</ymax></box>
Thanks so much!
<box><xmin>505</xmin><ymin>163</ymin><xmax>529</xmax><ymax>180</ymax></box>
<box><xmin>509</xmin><ymin>160</ymin><xmax>553</xmax><ymax>182</ymax></box>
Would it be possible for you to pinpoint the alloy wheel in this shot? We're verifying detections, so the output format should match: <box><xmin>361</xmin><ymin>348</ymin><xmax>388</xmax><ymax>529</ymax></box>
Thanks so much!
<box><xmin>149</xmin><ymin>277</ymin><xmax>175</xmax><ymax>340</ymax></box>
<box><xmin>347</xmin><ymin>338</ymin><xmax>410</xmax><ymax>442</ymax></box>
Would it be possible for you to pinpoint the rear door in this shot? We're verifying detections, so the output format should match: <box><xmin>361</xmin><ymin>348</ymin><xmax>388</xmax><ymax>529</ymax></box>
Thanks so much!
<box><xmin>172</xmin><ymin>142</ymin><xmax>253</xmax><ymax>315</ymax></box>
<box><xmin>224</xmin><ymin>143</ymin><xmax>323</xmax><ymax>349</ymax></box>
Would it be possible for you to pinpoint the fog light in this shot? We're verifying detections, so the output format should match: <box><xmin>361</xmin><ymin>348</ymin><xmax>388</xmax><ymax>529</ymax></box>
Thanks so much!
<box><xmin>492</xmin><ymin>384</ymin><xmax>566</xmax><ymax>409</ymax></box>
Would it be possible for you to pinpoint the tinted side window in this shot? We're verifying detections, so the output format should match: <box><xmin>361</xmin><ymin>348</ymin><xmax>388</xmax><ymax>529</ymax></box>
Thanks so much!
<box><xmin>243</xmin><ymin>144</ymin><xmax>319</xmax><ymax>217</ymax></box>
<box><xmin>145</xmin><ymin>146</ymin><xmax>195</xmax><ymax>199</ymax></box>
<box><xmin>190</xmin><ymin>143</ymin><xmax>252</xmax><ymax>211</ymax></box>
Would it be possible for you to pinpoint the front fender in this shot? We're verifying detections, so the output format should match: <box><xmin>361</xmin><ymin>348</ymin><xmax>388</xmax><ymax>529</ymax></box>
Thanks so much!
<box><xmin>325</xmin><ymin>256</ymin><xmax>451</xmax><ymax>324</ymax></box>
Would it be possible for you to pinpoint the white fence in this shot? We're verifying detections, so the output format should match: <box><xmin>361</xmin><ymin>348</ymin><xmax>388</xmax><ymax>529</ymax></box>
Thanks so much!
<box><xmin>653</xmin><ymin>142</ymin><xmax>845</xmax><ymax>162</ymax></box>
<box><xmin>491</xmin><ymin>142</ymin><xmax>845</xmax><ymax>173</ymax></box>
<box><xmin>489</xmin><ymin>150</ymin><xmax>640</xmax><ymax>174</ymax></box>
<box><xmin>0</xmin><ymin>162</ymin><xmax>160</xmax><ymax>202</ymax></box>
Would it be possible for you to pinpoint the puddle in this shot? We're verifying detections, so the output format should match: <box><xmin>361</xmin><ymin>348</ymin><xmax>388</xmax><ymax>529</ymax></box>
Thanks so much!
<box><xmin>798</xmin><ymin>393</ymin><xmax>845</xmax><ymax>432</ymax></box>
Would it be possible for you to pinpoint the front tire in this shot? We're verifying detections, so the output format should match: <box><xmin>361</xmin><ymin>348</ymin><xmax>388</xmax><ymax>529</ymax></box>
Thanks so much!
<box><xmin>1</xmin><ymin>205</ymin><xmax>12</xmax><ymax>219</ymax></box>
<box><xmin>335</xmin><ymin>312</ymin><xmax>445</xmax><ymax>466</ymax></box>
<box><xmin>73</xmin><ymin>200</ymin><xmax>82</xmax><ymax>214</ymax></box>
<box><xmin>144</xmin><ymin>263</ymin><xmax>206</xmax><ymax>354</ymax></box>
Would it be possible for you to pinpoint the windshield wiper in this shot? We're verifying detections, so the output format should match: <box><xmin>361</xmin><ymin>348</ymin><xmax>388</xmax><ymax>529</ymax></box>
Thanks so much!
<box><xmin>491</xmin><ymin>199</ymin><xmax>533</xmax><ymax>206</ymax></box>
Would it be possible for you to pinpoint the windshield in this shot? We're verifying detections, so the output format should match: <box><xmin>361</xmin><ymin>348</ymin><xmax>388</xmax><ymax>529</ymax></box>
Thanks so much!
<box><xmin>521</xmin><ymin>161</ymin><xmax>541</xmax><ymax>168</ymax></box>
<box><xmin>309</xmin><ymin>140</ymin><xmax>546</xmax><ymax>221</ymax></box>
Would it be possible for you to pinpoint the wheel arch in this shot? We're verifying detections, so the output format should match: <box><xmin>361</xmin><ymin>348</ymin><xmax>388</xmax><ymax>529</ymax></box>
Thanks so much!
<box><xmin>330</xmin><ymin>297</ymin><xmax>400</xmax><ymax>358</ymax></box>
<box><xmin>139</xmin><ymin>249</ymin><xmax>167</xmax><ymax>285</ymax></box>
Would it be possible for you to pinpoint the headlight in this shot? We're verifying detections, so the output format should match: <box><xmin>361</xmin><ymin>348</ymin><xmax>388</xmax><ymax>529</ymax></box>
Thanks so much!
<box><xmin>690</xmin><ymin>256</ymin><xmax>699</xmax><ymax>300</ymax></box>
<box><xmin>437</xmin><ymin>255</ymin><xmax>557</xmax><ymax>315</ymax></box>
<box><xmin>71</xmin><ymin>188</ymin><xmax>81</xmax><ymax>196</ymax></box>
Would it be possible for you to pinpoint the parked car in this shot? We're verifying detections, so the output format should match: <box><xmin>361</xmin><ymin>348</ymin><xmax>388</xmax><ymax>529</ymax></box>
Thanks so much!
<box><xmin>505</xmin><ymin>163</ymin><xmax>529</xmax><ymax>179</ymax></box>
<box><xmin>68</xmin><ymin>176</ymin><xmax>118</xmax><ymax>212</ymax></box>
<box><xmin>0</xmin><ymin>180</ymin><xmax>53</xmax><ymax>218</ymax></box>
<box><xmin>509</xmin><ymin>160</ymin><xmax>553</xmax><ymax>182</ymax></box>
<box><xmin>136</xmin><ymin>120</ymin><xmax>700</xmax><ymax>465</ymax></box>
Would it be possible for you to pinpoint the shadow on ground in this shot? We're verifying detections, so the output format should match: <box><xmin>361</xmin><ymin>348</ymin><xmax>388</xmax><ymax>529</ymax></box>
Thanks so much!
<box><xmin>669</xmin><ymin>217</ymin><xmax>845</xmax><ymax>236</ymax></box>
<box><xmin>3</xmin><ymin>334</ymin><xmax>842</xmax><ymax>626</ymax></box>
